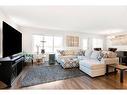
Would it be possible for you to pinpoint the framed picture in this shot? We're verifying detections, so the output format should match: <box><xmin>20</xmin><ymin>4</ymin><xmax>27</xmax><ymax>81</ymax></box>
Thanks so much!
<box><xmin>110</xmin><ymin>35</ymin><xmax>127</xmax><ymax>45</ymax></box>
<box><xmin>66</xmin><ymin>36</ymin><xmax>79</xmax><ymax>47</ymax></box>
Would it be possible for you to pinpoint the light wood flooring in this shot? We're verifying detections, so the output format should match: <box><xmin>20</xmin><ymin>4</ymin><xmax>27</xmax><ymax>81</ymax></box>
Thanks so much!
<box><xmin>1</xmin><ymin>63</ymin><xmax>127</xmax><ymax>89</ymax></box>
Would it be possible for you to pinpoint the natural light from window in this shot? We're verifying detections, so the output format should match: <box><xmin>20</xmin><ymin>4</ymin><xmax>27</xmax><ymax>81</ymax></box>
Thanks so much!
<box><xmin>33</xmin><ymin>35</ymin><xmax>43</xmax><ymax>54</ymax></box>
<box><xmin>54</xmin><ymin>37</ymin><xmax>63</xmax><ymax>52</ymax></box>
<box><xmin>44</xmin><ymin>36</ymin><xmax>53</xmax><ymax>52</ymax></box>
<box><xmin>92</xmin><ymin>38</ymin><xmax>103</xmax><ymax>49</ymax></box>
<box><xmin>32</xmin><ymin>35</ymin><xmax>63</xmax><ymax>54</ymax></box>
<box><xmin>82</xmin><ymin>39</ymin><xmax>88</xmax><ymax>50</ymax></box>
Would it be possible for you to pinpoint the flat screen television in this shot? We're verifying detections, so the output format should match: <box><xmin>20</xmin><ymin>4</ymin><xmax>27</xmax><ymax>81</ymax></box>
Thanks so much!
<box><xmin>2</xmin><ymin>21</ymin><xmax>22</xmax><ymax>58</ymax></box>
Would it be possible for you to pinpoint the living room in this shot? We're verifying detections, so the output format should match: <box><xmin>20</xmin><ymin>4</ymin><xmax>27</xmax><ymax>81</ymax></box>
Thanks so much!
<box><xmin>0</xmin><ymin>0</ymin><xmax>127</xmax><ymax>94</ymax></box>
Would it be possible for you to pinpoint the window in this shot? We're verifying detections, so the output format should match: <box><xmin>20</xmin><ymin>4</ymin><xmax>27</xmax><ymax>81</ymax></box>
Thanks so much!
<box><xmin>33</xmin><ymin>35</ymin><xmax>43</xmax><ymax>54</ymax></box>
<box><xmin>44</xmin><ymin>36</ymin><xmax>53</xmax><ymax>53</ymax></box>
<box><xmin>82</xmin><ymin>39</ymin><xmax>88</xmax><ymax>50</ymax></box>
<box><xmin>92</xmin><ymin>38</ymin><xmax>103</xmax><ymax>49</ymax></box>
<box><xmin>54</xmin><ymin>36</ymin><xmax>63</xmax><ymax>52</ymax></box>
<box><xmin>32</xmin><ymin>35</ymin><xmax>63</xmax><ymax>53</ymax></box>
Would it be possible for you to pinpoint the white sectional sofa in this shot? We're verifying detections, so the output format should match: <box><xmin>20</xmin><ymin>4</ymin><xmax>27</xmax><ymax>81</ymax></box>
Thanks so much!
<box><xmin>79</xmin><ymin>50</ymin><xmax>119</xmax><ymax>77</ymax></box>
<box><xmin>79</xmin><ymin>57</ymin><xmax>119</xmax><ymax>77</ymax></box>
<box><xmin>56</xmin><ymin>49</ymin><xmax>119</xmax><ymax>77</ymax></box>
<box><xmin>56</xmin><ymin>49</ymin><xmax>84</xmax><ymax>68</ymax></box>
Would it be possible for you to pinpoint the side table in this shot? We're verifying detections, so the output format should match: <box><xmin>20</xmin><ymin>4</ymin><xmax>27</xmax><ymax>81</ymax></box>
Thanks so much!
<box><xmin>24</xmin><ymin>54</ymin><xmax>33</xmax><ymax>66</ymax></box>
<box><xmin>106</xmin><ymin>64</ymin><xmax>127</xmax><ymax>83</ymax></box>
<box><xmin>36</xmin><ymin>54</ymin><xmax>46</xmax><ymax>65</ymax></box>
<box><xmin>36</xmin><ymin>58</ymin><xmax>42</xmax><ymax>65</ymax></box>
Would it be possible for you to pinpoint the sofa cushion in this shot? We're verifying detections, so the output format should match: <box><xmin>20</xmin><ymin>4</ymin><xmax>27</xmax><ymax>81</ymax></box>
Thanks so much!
<box><xmin>60</xmin><ymin>57</ymin><xmax>79</xmax><ymax>68</ymax></box>
<box><xmin>64</xmin><ymin>50</ymin><xmax>74</xmax><ymax>55</ymax></box>
<box><xmin>60</xmin><ymin>55</ymin><xmax>76</xmax><ymax>59</ymax></box>
<box><xmin>79</xmin><ymin>59</ymin><xmax>105</xmax><ymax>70</ymax></box>
<box><xmin>85</xmin><ymin>50</ymin><xmax>92</xmax><ymax>58</ymax></box>
<box><xmin>73</xmin><ymin>50</ymin><xmax>80</xmax><ymax>55</ymax></box>
<box><xmin>77</xmin><ymin>56</ymin><xmax>87</xmax><ymax>60</ymax></box>
<box><xmin>90</xmin><ymin>51</ymin><xmax>101</xmax><ymax>60</ymax></box>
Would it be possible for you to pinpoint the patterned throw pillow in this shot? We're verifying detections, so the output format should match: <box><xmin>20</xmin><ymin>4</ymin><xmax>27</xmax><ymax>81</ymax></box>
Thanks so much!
<box><xmin>98</xmin><ymin>51</ymin><xmax>104</xmax><ymax>61</ymax></box>
<box><xmin>107</xmin><ymin>51</ymin><xmax>117</xmax><ymax>58</ymax></box>
<box><xmin>77</xmin><ymin>50</ymin><xmax>85</xmax><ymax>56</ymax></box>
<box><xmin>101</xmin><ymin>51</ymin><xmax>117</xmax><ymax>58</ymax></box>
<box><xmin>101</xmin><ymin>51</ymin><xmax>108</xmax><ymax>58</ymax></box>
<box><xmin>57</xmin><ymin>50</ymin><xmax>65</xmax><ymax>56</ymax></box>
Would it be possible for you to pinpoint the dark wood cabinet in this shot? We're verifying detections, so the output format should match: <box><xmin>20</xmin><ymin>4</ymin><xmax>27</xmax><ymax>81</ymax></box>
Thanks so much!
<box><xmin>116</xmin><ymin>51</ymin><xmax>127</xmax><ymax>65</ymax></box>
<box><xmin>0</xmin><ymin>55</ymin><xmax>25</xmax><ymax>87</ymax></box>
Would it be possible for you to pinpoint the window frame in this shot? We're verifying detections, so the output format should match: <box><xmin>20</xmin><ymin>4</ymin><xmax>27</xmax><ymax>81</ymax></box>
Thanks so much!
<box><xmin>32</xmin><ymin>35</ymin><xmax>63</xmax><ymax>53</ymax></box>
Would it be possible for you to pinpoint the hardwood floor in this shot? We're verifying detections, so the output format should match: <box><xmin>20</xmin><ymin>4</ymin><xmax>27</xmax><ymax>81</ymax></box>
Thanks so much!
<box><xmin>1</xmin><ymin>64</ymin><xmax>127</xmax><ymax>89</ymax></box>
<box><xmin>21</xmin><ymin>73</ymin><xmax>127</xmax><ymax>89</ymax></box>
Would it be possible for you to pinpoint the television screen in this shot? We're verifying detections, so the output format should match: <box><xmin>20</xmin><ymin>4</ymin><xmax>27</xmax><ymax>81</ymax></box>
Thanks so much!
<box><xmin>2</xmin><ymin>21</ymin><xmax>22</xmax><ymax>58</ymax></box>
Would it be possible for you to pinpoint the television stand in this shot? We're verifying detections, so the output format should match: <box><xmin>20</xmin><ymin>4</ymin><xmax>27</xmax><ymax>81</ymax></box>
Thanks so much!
<box><xmin>0</xmin><ymin>55</ymin><xmax>25</xmax><ymax>87</ymax></box>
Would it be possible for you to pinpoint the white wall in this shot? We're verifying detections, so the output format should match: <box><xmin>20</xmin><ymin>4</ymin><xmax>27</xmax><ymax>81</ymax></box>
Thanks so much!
<box><xmin>0</xmin><ymin>10</ymin><xmax>5</xmax><ymax>58</ymax></box>
<box><xmin>0</xmin><ymin>10</ymin><xmax>21</xmax><ymax>58</ymax></box>
<box><xmin>0</xmin><ymin>9</ymin><xmax>107</xmax><ymax>55</ymax></box>
<box><xmin>20</xmin><ymin>26</ymin><xmax>106</xmax><ymax>53</ymax></box>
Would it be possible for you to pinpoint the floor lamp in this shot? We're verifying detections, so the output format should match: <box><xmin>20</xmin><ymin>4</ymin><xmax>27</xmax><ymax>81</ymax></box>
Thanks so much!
<box><xmin>40</xmin><ymin>37</ymin><xmax>46</xmax><ymax>54</ymax></box>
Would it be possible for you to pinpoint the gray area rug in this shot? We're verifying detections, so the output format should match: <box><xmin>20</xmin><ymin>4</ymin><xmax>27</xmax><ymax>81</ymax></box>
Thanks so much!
<box><xmin>20</xmin><ymin>64</ymin><xmax>85</xmax><ymax>87</ymax></box>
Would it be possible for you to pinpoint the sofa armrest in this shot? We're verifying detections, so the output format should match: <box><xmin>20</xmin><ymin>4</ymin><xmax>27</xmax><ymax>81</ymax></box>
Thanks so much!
<box><xmin>77</xmin><ymin>56</ymin><xmax>86</xmax><ymax>60</ymax></box>
<box><xmin>55</xmin><ymin>52</ymin><xmax>62</xmax><ymax>59</ymax></box>
<box><xmin>101</xmin><ymin>57</ymin><xmax>119</xmax><ymax>64</ymax></box>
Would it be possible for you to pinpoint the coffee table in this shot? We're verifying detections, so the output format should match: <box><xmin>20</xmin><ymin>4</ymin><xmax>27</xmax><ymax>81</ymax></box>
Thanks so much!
<box><xmin>106</xmin><ymin>64</ymin><xmax>127</xmax><ymax>83</ymax></box>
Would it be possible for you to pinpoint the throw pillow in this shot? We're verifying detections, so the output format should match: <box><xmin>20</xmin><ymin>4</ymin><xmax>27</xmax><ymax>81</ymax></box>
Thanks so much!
<box><xmin>58</xmin><ymin>50</ymin><xmax>65</xmax><ymax>56</ymax></box>
<box><xmin>101</xmin><ymin>51</ymin><xmax>117</xmax><ymax>58</ymax></box>
<box><xmin>98</xmin><ymin>51</ymin><xmax>104</xmax><ymax>61</ymax></box>
<box><xmin>81</xmin><ymin>50</ymin><xmax>85</xmax><ymax>56</ymax></box>
<box><xmin>90</xmin><ymin>51</ymin><xmax>101</xmax><ymax>60</ymax></box>
<box><xmin>101</xmin><ymin>51</ymin><xmax>108</xmax><ymax>58</ymax></box>
<box><xmin>85</xmin><ymin>50</ymin><xmax>92</xmax><ymax>58</ymax></box>
<box><xmin>77</xmin><ymin>49</ymin><xmax>85</xmax><ymax>56</ymax></box>
<box><xmin>107</xmin><ymin>51</ymin><xmax>117</xmax><ymax>58</ymax></box>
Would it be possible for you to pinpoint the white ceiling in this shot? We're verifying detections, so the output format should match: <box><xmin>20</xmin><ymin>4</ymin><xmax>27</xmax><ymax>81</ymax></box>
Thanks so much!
<box><xmin>1</xmin><ymin>6</ymin><xmax>127</xmax><ymax>35</ymax></box>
